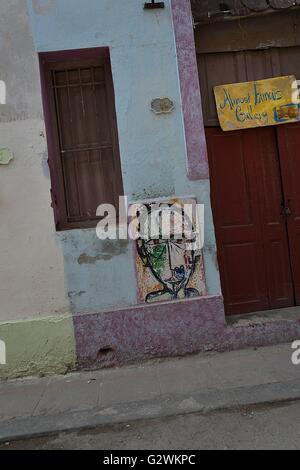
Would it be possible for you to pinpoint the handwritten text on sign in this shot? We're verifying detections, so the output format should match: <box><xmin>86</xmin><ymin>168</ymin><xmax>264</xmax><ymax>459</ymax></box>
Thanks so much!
<box><xmin>214</xmin><ymin>75</ymin><xmax>300</xmax><ymax>131</ymax></box>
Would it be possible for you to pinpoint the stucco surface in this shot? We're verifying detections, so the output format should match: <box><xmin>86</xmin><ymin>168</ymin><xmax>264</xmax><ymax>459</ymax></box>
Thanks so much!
<box><xmin>58</xmin><ymin>233</ymin><xmax>137</xmax><ymax>314</ymax></box>
<box><xmin>0</xmin><ymin>1</ymin><xmax>297</xmax><ymax>381</ymax></box>
<box><xmin>26</xmin><ymin>0</ymin><xmax>221</xmax><ymax>314</ymax></box>
<box><xmin>0</xmin><ymin>0</ymin><xmax>42</xmax><ymax>123</ymax></box>
<box><xmin>0</xmin><ymin>314</ymin><xmax>75</xmax><ymax>380</ymax></box>
<box><xmin>0</xmin><ymin>0</ymin><xmax>222</xmax><ymax>379</ymax></box>
<box><xmin>73</xmin><ymin>296</ymin><xmax>226</xmax><ymax>370</ymax></box>
<box><xmin>171</xmin><ymin>0</ymin><xmax>209</xmax><ymax>180</ymax></box>
<box><xmin>0</xmin><ymin>119</ymin><xmax>69</xmax><ymax>321</ymax></box>
<box><xmin>0</xmin><ymin>1</ymin><xmax>69</xmax><ymax>322</ymax></box>
<box><xmin>74</xmin><ymin>300</ymin><xmax>300</xmax><ymax>371</ymax></box>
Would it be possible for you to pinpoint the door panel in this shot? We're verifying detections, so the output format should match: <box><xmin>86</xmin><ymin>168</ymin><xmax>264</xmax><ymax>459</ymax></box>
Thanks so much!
<box><xmin>206</xmin><ymin>126</ymin><xmax>295</xmax><ymax>315</ymax></box>
<box><xmin>197</xmin><ymin>52</ymin><xmax>247</xmax><ymax>126</ymax></box>
<box><xmin>206</xmin><ymin>127</ymin><xmax>268</xmax><ymax>315</ymax></box>
<box><xmin>222</xmin><ymin>241</ymin><xmax>267</xmax><ymax>312</ymax></box>
<box><xmin>277</xmin><ymin>123</ymin><xmax>300</xmax><ymax>304</ymax></box>
<box><xmin>255</xmin><ymin>128</ymin><xmax>295</xmax><ymax>309</ymax></box>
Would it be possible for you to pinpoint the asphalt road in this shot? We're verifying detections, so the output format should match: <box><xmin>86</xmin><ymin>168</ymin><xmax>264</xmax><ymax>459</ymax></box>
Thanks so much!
<box><xmin>1</xmin><ymin>400</ymin><xmax>300</xmax><ymax>450</ymax></box>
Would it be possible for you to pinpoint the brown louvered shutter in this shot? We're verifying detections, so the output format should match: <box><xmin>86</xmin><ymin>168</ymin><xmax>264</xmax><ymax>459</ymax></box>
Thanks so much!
<box><xmin>42</xmin><ymin>54</ymin><xmax>123</xmax><ymax>230</ymax></box>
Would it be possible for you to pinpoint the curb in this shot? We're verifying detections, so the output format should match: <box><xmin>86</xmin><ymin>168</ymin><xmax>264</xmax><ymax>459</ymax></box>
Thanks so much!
<box><xmin>1</xmin><ymin>378</ymin><xmax>300</xmax><ymax>443</ymax></box>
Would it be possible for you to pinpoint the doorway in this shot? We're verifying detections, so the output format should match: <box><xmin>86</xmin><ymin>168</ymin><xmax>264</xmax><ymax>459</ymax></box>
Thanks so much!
<box><xmin>206</xmin><ymin>124</ymin><xmax>300</xmax><ymax>315</ymax></box>
<box><xmin>196</xmin><ymin>30</ymin><xmax>300</xmax><ymax>315</ymax></box>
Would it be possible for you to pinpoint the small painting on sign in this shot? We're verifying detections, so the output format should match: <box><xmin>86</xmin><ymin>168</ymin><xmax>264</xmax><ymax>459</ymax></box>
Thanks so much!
<box><xmin>214</xmin><ymin>75</ymin><xmax>300</xmax><ymax>131</ymax></box>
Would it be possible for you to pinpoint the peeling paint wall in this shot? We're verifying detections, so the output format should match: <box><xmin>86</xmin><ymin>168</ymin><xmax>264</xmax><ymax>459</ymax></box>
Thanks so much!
<box><xmin>26</xmin><ymin>0</ymin><xmax>222</xmax><ymax>315</ymax></box>
<box><xmin>58</xmin><ymin>232</ymin><xmax>136</xmax><ymax>314</ymax></box>
<box><xmin>1</xmin><ymin>0</ymin><xmax>299</xmax><ymax>383</ymax></box>
<box><xmin>1</xmin><ymin>1</ymin><xmax>294</xmax><ymax>380</ymax></box>
<box><xmin>0</xmin><ymin>0</ymin><xmax>69</xmax><ymax>322</ymax></box>
<box><xmin>0</xmin><ymin>0</ymin><xmax>74</xmax><ymax>378</ymax></box>
<box><xmin>0</xmin><ymin>0</ymin><xmax>222</xmax><ymax>378</ymax></box>
<box><xmin>0</xmin><ymin>314</ymin><xmax>75</xmax><ymax>380</ymax></box>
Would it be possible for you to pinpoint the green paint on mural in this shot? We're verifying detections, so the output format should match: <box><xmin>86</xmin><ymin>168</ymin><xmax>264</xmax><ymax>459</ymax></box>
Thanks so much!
<box><xmin>146</xmin><ymin>244</ymin><xmax>167</xmax><ymax>278</ymax></box>
<box><xmin>0</xmin><ymin>314</ymin><xmax>76</xmax><ymax>380</ymax></box>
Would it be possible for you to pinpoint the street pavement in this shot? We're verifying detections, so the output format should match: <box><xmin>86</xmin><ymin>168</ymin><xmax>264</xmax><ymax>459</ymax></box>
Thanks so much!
<box><xmin>1</xmin><ymin>399</ymin><xmax>300</xmax><ymax>450</ymax></box>
<box><xmin>0</xmin><ymin>342</ymin><xmax>299</xmax><ymax>448</ymax></box>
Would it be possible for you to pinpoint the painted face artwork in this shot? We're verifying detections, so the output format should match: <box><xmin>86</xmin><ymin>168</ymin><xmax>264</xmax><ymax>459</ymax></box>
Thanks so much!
<box><xmin>137</xmin><ymin>237</ymin><xmax>199</xmax><ymax>302</ymax></box>
<box><xmin>134</xmin><ymin>199</ymin><xmax>207</xmax><ymax>304</ymax></box>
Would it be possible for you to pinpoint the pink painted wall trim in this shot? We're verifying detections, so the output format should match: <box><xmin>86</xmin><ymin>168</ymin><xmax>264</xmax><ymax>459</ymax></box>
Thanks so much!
<box><xmin>73</xmin><ymin>295</ymin><xmax>300</xmax><ymax>371</ymax></box>
<box><xmin>73</xmin><ymin>295</ymin><xmax>226</xmax><ymax>370</ymax></box>
<box><xmin>171</xmin><ymin>0</ymin><xmax>209</xmax><ymax>180</ymax></box>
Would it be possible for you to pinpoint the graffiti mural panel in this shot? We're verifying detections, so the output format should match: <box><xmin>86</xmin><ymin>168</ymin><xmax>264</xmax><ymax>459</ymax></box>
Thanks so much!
<box><xmin>131</xmin><ymin>197</ymin><xmax>207</xmax><ymax>304</ymax></box>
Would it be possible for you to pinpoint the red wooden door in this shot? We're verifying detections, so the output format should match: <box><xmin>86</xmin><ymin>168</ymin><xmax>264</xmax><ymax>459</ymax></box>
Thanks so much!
<box><xmin>206</xmin><ymin>126</ymin><xmax>295</xmax><ymax>315</ymax></box>
<box><xmin>277</xmin><ymin>123</ymin><xmax>300</xmax><ymax>305</ymax></box>
<box><xmin>196</xmin><ymin>23</ymin><xmax>300</xmax><ymax>316</ymax></box>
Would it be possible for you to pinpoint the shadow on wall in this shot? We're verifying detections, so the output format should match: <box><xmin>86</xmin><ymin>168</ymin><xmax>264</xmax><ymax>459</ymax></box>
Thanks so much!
<box><xmin>57</xmin><ymin>229</ymin><xmax>137</xmax><ymax>315</ymax></box>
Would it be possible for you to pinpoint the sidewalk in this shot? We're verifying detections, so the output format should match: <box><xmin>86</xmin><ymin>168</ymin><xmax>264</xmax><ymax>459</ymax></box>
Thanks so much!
<box><xmin>0</xmin><ymin>342</ymin><xmax>299</xmax><ymax>443</ymax></box>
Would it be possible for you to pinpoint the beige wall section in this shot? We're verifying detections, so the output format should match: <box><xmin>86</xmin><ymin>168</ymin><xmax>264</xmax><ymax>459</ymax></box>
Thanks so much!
<box><xmin>0</xmin><ymin>0</ymin><xmax>69</xmax><ymax>322</ymax></box>
<box><xmin>0</xmin><ymin>314</ymin><xmax>75</xmax><ymax>379</ymax></box>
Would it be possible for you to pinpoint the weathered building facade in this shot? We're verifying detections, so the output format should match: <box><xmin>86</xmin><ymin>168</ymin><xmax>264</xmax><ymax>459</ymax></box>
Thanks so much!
<box><xmin>1</xmin><ymin>0</ymin><xmax>300</xmax><ymax>379</ymax></box>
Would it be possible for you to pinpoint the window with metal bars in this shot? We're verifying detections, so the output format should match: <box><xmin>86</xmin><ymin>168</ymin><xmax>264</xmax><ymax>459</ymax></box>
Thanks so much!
<box><xmin>40</xmin><ymin>49</ymin><xmax>124</xmax><ymax>231</ymax></box>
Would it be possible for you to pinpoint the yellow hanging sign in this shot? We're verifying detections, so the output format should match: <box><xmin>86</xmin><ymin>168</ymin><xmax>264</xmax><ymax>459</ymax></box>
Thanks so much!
<box><xmin>214</xmin><ymin>75</ymin><xmax>300</xmax><ymax>131</ymax></box>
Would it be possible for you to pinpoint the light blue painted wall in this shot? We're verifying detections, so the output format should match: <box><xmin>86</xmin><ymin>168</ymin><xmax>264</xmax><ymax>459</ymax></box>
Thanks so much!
<box><xmin>27</xmin><ymin>0</ymin><xmax>221</xmax><ymax>313</ymax></box>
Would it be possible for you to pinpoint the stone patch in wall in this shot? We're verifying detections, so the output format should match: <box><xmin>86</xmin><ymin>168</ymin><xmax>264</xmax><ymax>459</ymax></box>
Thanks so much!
<box><xmin>151</xmin><ymin>98</ymin><xmax>175</xmax><ymax>115</ymax></box>
<box><xmin>0</xmin><ymin>148</ymin><xmax>14</xmax><ymax>165</ymax></box>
